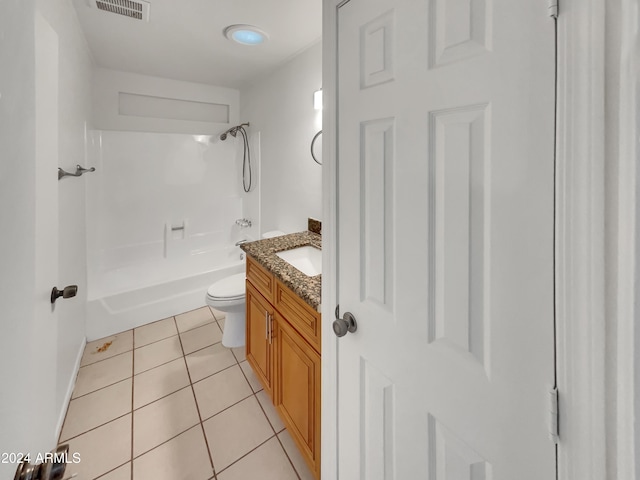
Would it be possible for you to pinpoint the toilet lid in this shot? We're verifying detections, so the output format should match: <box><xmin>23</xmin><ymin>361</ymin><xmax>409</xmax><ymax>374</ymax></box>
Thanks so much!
<box><xmin>207</xmin><ymin>273</ymin><xmax>246</xmax><ymax>300</ymax></box>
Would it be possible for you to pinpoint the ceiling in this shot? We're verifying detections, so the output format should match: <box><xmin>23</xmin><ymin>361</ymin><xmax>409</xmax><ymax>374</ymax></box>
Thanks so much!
<box><xmin>71</xmin><ymin>0</ymin><xmax>322</xmax><ymax>89</ymax></box>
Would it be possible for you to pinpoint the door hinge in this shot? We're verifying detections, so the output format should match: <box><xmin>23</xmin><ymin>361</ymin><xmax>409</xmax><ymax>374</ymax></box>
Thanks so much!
<box><xmin>548</xmin><ymin>386</ymin><xmax>559</xmax><ymax>444</ymax></box>
<box><xmin>548</xmin><ymin>0</ymin><xmax>559</xmax><ymax>18</ymax></box>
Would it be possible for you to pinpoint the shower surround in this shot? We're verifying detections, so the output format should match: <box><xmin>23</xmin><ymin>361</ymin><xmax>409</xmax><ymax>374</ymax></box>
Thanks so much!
<box><xmin>85</xmin><ymin>130</ymin><xmax>255</xmax><ymax>340</ymax></box>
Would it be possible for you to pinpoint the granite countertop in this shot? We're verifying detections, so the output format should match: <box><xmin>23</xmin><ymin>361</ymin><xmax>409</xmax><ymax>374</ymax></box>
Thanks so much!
<box><xmin>240</xmin><ymin>231</ymin><xmax>321</xmax><ymax>311</ymax></box>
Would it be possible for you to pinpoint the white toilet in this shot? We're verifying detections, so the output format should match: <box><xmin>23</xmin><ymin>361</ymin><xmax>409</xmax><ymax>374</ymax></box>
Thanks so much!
<box><xmin>206</xmin><ymin>230</ymin><xmax>284</xmax><ymax>348</ymax></box>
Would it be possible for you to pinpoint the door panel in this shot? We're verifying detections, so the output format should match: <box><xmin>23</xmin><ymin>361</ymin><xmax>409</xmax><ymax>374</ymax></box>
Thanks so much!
<box><xmin>245</xmin><ymin>282</ymin><xmax>273</xmax><ymax>395</ymax></box>
<box><xmin>274</xmin><ymin>313</ymin><xmax>321</xmax><ymax>477</ymax></box>
<box><xmin>337</xmin><ymin>0</ymin><xmax>556</xmax><ymax>478</ymax></box>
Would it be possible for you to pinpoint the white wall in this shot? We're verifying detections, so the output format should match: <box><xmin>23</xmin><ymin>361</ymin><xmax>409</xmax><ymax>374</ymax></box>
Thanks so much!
<box><xmin>37</xmin><ymin>0</ymin><xmax>95</xmax><ymax>435</ymax></box>
<box><xmin>241</xmin><ymin>41</ymin><xmax>322</xmax><ymax>234</ymax></box>
<box><xmin>0</xmin><ymin>1</ymin><xmax>39</xmax><ymax>476</ymax></box>
<box><xmin>93</xmin><ymin>67</ymin><xmax>239</xmax><ymax>134</ymax></box>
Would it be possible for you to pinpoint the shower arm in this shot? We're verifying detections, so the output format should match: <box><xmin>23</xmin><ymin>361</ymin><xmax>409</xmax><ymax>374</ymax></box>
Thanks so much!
<box><xmin>219</xmin><ymin>122</ymin><xmax>250</xmax><ymax>141</ymax></box>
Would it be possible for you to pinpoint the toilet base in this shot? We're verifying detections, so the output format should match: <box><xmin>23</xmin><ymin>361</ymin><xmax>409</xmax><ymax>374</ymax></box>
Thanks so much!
<box><xmin>221</xmin><ymin>309</ymin><xmax>246</xmax><ymax>348</ymax></box>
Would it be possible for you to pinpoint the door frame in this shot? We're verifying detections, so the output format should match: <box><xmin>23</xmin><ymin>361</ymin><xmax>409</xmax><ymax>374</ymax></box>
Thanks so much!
<box><xmin>554</xmin><ymin>0</ymin><xmax>608</xmax><ymax>478</ymax></box>
<box><xmin>321</xmin><ymin>0</ymin><xmax>613</xmax><ymax>479</ymax></box>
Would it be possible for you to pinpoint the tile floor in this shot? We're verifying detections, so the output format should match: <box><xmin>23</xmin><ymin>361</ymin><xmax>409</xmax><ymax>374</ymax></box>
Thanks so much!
<box><xmin>59</xmin><ymin>306</ymin><xmax>314</xmax><ymax>480</ymax></box>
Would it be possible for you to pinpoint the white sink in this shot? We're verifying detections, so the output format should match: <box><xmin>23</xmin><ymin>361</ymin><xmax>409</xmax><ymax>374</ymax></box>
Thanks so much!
<box><xmin>276</xmin><ymin>246</ymin><xmax>322</xmax><ymax>276</ymax></box>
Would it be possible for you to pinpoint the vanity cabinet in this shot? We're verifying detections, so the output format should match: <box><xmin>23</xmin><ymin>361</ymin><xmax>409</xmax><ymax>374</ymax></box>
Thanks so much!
<box><xmin>274</xmin><ymin>311</ymin><xmax>321</xmax><ymax>476</ymax></box>
<box><xmin>245</xmin><ymin>255</ymin><xmax>321</xmax><ymax>479</ymax></box>
<box><xmin>245</xmin><ymin>281</ymin><xmax>274</xmax><ymax>397</ymax></box>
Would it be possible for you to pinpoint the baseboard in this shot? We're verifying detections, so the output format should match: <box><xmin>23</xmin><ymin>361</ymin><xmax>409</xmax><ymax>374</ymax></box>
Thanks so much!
<box><xmin>55</xmin><ymin>337</ymin><xmax>86</xmax><ymax>442</ymax></box>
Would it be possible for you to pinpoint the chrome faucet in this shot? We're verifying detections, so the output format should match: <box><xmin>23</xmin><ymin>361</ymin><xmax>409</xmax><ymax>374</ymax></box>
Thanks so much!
<box><xmin>235</xmin><ymin>218</ymin><xmax>252</xmax><ymax>228</ymax></box>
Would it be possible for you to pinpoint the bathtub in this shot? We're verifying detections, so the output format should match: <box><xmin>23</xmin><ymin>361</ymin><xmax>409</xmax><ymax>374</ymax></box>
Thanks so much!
<box><xmin>86</xmin><ymin>246</ymin><xmax>245</xmax><ymax>341</ymax></box>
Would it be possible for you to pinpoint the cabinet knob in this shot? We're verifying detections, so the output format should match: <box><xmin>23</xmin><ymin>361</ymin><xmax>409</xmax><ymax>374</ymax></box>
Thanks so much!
<box><xmin>333</xmin><ymin>311</ymin><xmax>357</xmax><ymax>337</ymax></box>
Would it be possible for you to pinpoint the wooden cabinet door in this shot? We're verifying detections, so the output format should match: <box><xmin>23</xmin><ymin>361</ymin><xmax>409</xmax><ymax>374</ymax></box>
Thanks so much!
<box><xmin>245</xmin><ymin>281</ymin><xmax>274</xmax><ymax>396</ymax></box>
<box><xmin>274</xmin><ymin>312</ymin><xmax>321</xmax><ymax>479</ymax></box>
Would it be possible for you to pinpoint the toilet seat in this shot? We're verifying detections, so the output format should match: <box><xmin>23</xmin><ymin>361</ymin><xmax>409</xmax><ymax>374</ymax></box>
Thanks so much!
<box><xmin>206</xmin><ymin>273</ymin><xmax>245</xmax><ymax>301</ymax></box>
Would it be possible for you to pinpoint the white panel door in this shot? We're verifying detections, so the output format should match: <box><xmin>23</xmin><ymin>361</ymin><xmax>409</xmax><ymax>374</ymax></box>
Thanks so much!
<box><xmin>336</xmin><ymin>0</ymin><xmax>556</xmax><ymax>478</ymax></box>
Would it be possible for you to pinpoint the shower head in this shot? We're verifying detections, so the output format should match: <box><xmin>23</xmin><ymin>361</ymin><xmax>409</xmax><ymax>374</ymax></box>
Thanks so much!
<box><xmin>219</xmin><ymin>122</ymin><xmax>250</xmax><ymax>141</ymax></box>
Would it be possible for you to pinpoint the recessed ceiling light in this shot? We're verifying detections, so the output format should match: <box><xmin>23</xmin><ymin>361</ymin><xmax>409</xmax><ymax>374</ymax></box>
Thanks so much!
<box><xmin>223</xmin><ymin>25</ymin><xmax>268</xmax><ymax>45</ymax></box>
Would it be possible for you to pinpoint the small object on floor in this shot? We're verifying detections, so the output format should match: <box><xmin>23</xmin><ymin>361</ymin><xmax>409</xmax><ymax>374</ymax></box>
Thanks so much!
<box><xmin>96</xmin><ymin>341</ymin><xmax>113</xmax><ymax>353</ymax></box>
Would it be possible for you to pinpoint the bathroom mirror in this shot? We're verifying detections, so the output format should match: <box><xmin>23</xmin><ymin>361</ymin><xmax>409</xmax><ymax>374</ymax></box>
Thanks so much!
<box><xmin>311</xmin><ymin>130</ymin><xmax>322</xmax><ymax>165</ymax></box>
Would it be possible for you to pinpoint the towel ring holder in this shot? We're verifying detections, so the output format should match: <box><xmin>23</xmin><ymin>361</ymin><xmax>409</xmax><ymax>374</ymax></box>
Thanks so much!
<box><xmin>310</xmin><ymin>130</ymin><xmax>322</xmax><ymax>165</ymax></box>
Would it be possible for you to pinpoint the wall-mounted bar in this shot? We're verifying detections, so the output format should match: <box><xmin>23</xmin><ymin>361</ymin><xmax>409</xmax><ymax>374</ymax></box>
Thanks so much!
<box><xmin>58</xmin><ymin>165</ymin><xmax>96</xmax><ymax>180</ymax></box>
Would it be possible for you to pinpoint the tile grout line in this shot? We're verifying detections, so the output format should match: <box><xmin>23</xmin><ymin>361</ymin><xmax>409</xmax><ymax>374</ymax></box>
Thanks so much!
<box><xmin>75</xmin><ymin>348</ymin><xmax>132</xmax><ymax>378</ymax></box>
<box><xmin>274</xmin><ymin>431</ymin><xmax>304</xmax><ymax>480</ymax></box>
<box><xmin>81</xmin><ymin>348</ymin><xmax>133</xmax><ymax>368</ymax></box>
<box><xmin>93</xmin><ymin>460</ymin><xmax>130</xmax><ymax>480</ymax></box>
<box><xmin>59</xmin><ymin>411</ymin><xmax>132</xmax><ymax>444</ymax></box>
<box><xmin>253</xmin><ymin>391</ymin><xmax>303</xmax><ymax>480</ymax></box>
<box><xmin>131</xmin><ymin>424</ymin><xmax>202</xmax><ymax>461</ymax></box>
<box><xmin>175</xmin><ymin>316</ymin><xmax>218</xmax><ymax>480</ymax></box>
<box><xmin>71</xmin><ymin>375</ymin><xmax>132</xmax><ymax>402</ymax></box>
<box><xmin>62</xmin><ymin>308</ymin><xmax>292</xmax><ymax>480</ymax></box>
<box><xmin>81</xmin><ymin>332</ymin><xmax>134</xmax><ymax>368</ymax></box>
<box><xmin>198</xmin><ymin>393</ymin><xmax>255</xmax><ymax>425</ymax></box>
<box><xmin>133</xmin><ymin>332</ymin><xmax>180</xmax><ymax>350</ymax></box>
<box><xmin>190</xmin><ymin>359</ymin><xmax>238</xmax><ymax>388</ymax></box>
<box><xmin>133</xmin><ymin>352</ymin><xmax>186</xmax><ymax>377</ymax></box>
<box><xmin>237</xmin><ymin>359</ymin><xmax>264</xmax><ymax>395</ymax></box>
<box><xmin>214</xmin><ymin>433</ymin><xmax>278</xmax><ymax>477</ymax></box>
<box><xmin>209</xmin><ymin>344</ymin><xmax>302</xmax><ymax>478</ymax></box>
<box><xmin>84</xmin><ymin>315</ymin><xmax>219</xmax><ymax>370</ymax></box>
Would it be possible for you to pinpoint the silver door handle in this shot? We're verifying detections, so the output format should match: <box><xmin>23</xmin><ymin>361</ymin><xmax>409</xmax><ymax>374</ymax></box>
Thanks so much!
<box><xmin>333</xmin><ymin>311</ymin><xmax>357</xmax><ymax>337</ymax></box>
<box><xmin>265</xmin><ymin>311</ymin><xmax>269</xmax><ymax>340</ymax></box>
<box><xmin>51</xmin><ymin>285</ymin><xmax>78</xmax><ymax>304</ymax></box>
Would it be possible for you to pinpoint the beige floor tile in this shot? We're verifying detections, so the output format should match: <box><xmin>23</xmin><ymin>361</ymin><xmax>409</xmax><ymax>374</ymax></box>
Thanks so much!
<box><xmin>82</xmin><ymin>330</ymin><xmax>133</xmax><ymax>367</ymax></box>
<box><xmin>175</xmin><ymin>306</ymin><xmax>215</xmax><ymax>333</ymax></box>
<box><xmin>231</xmin><ymin>346</ymin><xmax>245</xmax><ymax>363</ymax></box>
<box><xmin>73</xmin><ymin>352</ymin><xmax>133</xmax><ymax>398</ymax></box>
<box><xmin>133</xmin><ymin>387</ymin><xmax>200</xmax><ymax>457</ymax></box>
<box><xmin>203</xmin><ymin>396</ymin><xmax>274</xmax><ymax>472</ymax></box>
<box><xmin>61</xmin><ymin>379</ymin><xmax>132</xmax><ymax>442</ymax></box>
<box><xmin>256</xmin><ymin>390</ymin><xmax>285</xmax><ymax>433</ymax></box>
<box><xmin>239</xmin><ymin>360</ymin><xmax>263</xmax><ymax>393</ymax></box>
<box><xmin>96</xmin><ymin>462</ymin><xmax>130</xmax><ymax>480</ymax></box>
<box><xmin>185</xmin><ymin>342</ymin><xmax>236</xmax><ymax>383</ymax></box>
<box><xmin>133</xmin><ymin>358</ymin><xmax>190</xmax><ymax>409</ymax></box>
<box><xmin>62</xmin><ymin>415</ymin><xmax>131</xmax><ymax>480</ymax></box>
<box><xmin>193</xmin><ymin>365</ymin><xmax>252</xmax><ymax>420</ymax></box>
<box><xmin>209</xmin><ymin>306</ymin><xmax>226</xmax><ymax>321</ymax></box>
<box><xmin>134</xmin><ymin>318</ymin><xmax>177</xmax><ymax>348</ymax></box>
<box><xmin>180</xmin><ymin>322</ymin><xmax>222</xmax><ymax>355</ymax></box>
<box><xmin>217</xmin><ymin>437</ymin><xmax>298</xmax><ymax>480</ymax></box>
<box><xmin>217</xmin><ymin>318</ymin><xmax>226</xmax><ymax>331</ymax></box>
<box><xmin>278</xmin><ymin>429</ymin><xmax>315</xmax><ymax>480</ymax></box>
<box><xmin>134</xmin><ymin>336</ymin><xmax>183</xmax><ymax>374</ymax></box>
<box><xmin>133</xmin><ymin>426</ymin><xmax>213</xmax><ymax>480</ymax></box>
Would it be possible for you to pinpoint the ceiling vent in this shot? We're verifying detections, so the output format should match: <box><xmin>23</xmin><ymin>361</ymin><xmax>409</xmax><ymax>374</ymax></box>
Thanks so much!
<box><xmin>88</xmin><ymin>0</ymin><xmax>150</xmax><ymax>22</ymax></box>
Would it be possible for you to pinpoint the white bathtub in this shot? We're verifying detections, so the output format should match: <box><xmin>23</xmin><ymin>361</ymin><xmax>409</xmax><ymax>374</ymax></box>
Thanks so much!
<box><xmin>86</xmin><ymin>246</ymin><xmax>245</xmax><ymax>341</ymax></box>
